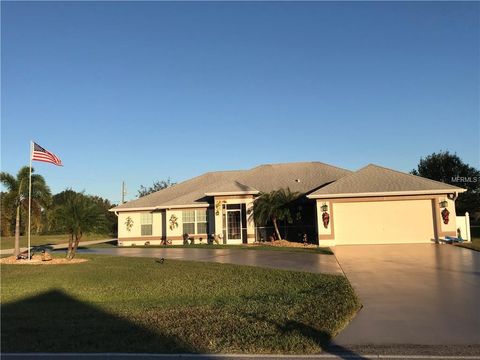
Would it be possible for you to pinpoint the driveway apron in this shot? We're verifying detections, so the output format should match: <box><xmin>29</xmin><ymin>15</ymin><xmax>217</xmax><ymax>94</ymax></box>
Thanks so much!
<box><xmin>333</xmin><ymin>244</ymin><xmax>480</xmax><ymax>345</ymax></box>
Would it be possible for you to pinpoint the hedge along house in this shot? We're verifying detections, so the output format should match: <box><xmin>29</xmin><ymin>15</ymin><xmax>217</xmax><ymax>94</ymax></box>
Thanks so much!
<box><xmin>110</xmin><ymin>162</ymin><xmax>465</xmax><ymax>247</ymax></box>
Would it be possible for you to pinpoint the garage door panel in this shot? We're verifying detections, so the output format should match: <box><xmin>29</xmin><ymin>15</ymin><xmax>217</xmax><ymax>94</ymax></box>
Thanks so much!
<box><xmin>333</xmin><ymin>200</ymin><xmax>436</xmax><ymax>245</ymax></box>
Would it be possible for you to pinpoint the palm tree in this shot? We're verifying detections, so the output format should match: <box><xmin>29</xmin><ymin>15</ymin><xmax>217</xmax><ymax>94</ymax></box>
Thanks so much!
<box><xmin>55</xmin><ymin>191</ymin><xmax>106</xmax><ymax>259</ymax></box>
<box><xmin>253</xmin><ymin>188</ymin><xmax>300</xmax><ymax>241</ymax></box>
<box><xmin>1</xmin><ymin>192</ymin><xmax>14</xmax><ymax>237</ymax></box>
<box><xmin>0</xmin><ymin>166</ymin><xmax>51</xmax><ymax>256</ymax></box>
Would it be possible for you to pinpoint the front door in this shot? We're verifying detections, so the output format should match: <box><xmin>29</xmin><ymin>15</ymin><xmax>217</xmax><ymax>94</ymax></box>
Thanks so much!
<box><xmin>226</xmin><ymin>209</ymin><xmax>242</xmax><ymax>241</ymax></box>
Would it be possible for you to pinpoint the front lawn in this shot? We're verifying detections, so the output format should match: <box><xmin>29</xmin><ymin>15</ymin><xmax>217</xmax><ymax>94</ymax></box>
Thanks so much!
<box><xmin>1</xmin><ymin>255</ymin><xmax>359</xmax><ymax>353</ymax></box>
<box><xmin>455</xmin><ymin>226</ymin><xmax>480</xmax><ymax>251</ymax></box>
<box><xmin>456</xmin><ymin>238</ymin><xmax>480</xmax><ymax>252</ymax></box>
<box><xmin>0</xmin><ymin>233</ymin><xmax>112</xmax><ymax>250</ymax></box>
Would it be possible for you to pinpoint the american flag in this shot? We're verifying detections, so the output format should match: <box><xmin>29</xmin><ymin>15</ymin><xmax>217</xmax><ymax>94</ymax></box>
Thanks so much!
<box><xmin>32</xmin><ymin>142</ymin><xmax>63</xmax><ymax>166</ymax></box>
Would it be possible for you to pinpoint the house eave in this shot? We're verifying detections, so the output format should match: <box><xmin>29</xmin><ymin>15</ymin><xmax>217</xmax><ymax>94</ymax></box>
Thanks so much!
<box><xmin>307</xmin><ymin>188</ymin><xmax>467</xmax><ymax>199</ymax></box>
<box><xmin>109</xmin><ymin>206</ymin><xmax>156</xmax><ymax>212</ymax></box>
<box><xmin>109</xmin><ymin>203</ymin><xmax>211</xmax><ymax>212</ymax></box>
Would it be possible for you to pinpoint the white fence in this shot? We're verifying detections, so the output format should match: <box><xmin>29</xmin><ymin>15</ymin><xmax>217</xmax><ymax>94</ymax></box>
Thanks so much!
<box><xmin>456</xmin><ymin>212</ymin><xmax>471</xmax><ymax>241</ymax></box>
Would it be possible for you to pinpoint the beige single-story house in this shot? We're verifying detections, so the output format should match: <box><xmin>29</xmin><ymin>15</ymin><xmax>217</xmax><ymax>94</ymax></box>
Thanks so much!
<box><xmin>110</xmin><ymin>162</ymin><xmax>465</xmax><ymax>247</ymax></box>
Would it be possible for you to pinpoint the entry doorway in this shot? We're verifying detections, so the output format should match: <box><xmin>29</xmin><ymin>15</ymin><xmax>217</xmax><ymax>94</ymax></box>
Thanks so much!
<box><xmin>227</xmin><ymin>209</ymin><xmax>242</xmax><ymax>241</ymax></box>
<box><xmin>223</xmin><ymin>203</ymin><xmax>248</xmax><ymax>244</ymax></box>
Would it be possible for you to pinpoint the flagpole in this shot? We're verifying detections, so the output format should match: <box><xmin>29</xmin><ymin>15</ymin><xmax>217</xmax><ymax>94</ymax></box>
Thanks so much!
<box><xmin>27</xmin><ymin>141</ymin><xmax>33</xmax><ymax>260</ymax></box>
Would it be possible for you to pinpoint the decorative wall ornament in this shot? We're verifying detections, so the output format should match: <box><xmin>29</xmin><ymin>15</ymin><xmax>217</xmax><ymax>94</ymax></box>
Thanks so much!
<box><xmin>441</xmin><ymin>208</ymin><xmax>450</xmax><ymax>224</ymax></box>
<box><xmin>320</xmin><ymin>202</ymin><xmax>330</xmax><ymax>228</ymax></box>
<box><xmin>439</xmin><ymin>200</ymin><xmax>448</xmax><ymax>208</ymax></box>
<box><xmin>322</xmin><ymin>212</ymin><xmax>330</xmax><ymax>228</ymax></box>
<box><xmin>215</xmin><ymin>200</ymin><xmax>226</xmax><ymax>215</ymax></box>
<box><xmin>125</xmin><ymin>216</ymin><xmax>134</xmax><ymax>232</ymax></box>
<box><xmin>169</xmin><ymin>214</ymin><xmax>179</xmax><ymax>230</ymax></box>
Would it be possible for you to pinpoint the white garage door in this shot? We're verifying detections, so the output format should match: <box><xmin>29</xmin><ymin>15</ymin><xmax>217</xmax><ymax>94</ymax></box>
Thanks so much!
<box><xmin>333</xmin><ymin>199</ymin><xmax>436</xmax><ymax>245</ymax></box>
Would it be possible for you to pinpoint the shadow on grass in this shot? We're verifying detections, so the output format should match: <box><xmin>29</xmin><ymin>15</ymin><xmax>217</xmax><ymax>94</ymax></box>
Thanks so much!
<box><xmin>287</xmin><ymin>320</ymin><xmax>370</xmax><ymax>360</ymax></box>
<box><xmin>243</xmin><ymin>313</ymin><xmax>368</xmax><ymax>360</ymax></box>
<box><xmin>2</xmin><ymin>290</ymin><xmax>366</xmax><ymax>359</ymax></box>
<box><xmin>1</xmin><ymin>289</ymin><xmax>196</xmax><ymax>353</ymax></box>
<box><xmin>238</xmin><ymin>284</ymin><xmax>366</xmax><ymax>360</ymax></box>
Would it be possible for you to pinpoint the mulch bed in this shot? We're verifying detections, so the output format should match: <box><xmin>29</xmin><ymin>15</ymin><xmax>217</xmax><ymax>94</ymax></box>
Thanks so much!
<box><xmin>0</xmin><ymin>256</ymin><xmax>88</xmax><ymax>265</ymax></box>
<box><xmin>250</xmin><ymin>239</ymin><xmax>318</xmax><ymax>248</ymax></box>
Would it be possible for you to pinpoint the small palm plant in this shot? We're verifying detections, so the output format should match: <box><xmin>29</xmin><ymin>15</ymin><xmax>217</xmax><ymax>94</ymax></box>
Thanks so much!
<box><xmin>55</xmin><ymin>192</ymin><xmax>106</xmax><ymax>259</ymax></box>
<box><xmin>253</xmin><ymin>188</ymin><xmax>300</xmax><ymax>241</ymax></box>
<box><xmin>0</xmin><ymin>166</ymin><xmax>51</xmax><ymax>256</ymax></box>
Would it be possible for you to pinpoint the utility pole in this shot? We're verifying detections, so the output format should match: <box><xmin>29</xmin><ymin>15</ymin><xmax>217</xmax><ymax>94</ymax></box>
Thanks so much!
<box><xmin>121</xmin><ymin>181</ymin><xmax>127</xmax><ymax>204</ymax></box>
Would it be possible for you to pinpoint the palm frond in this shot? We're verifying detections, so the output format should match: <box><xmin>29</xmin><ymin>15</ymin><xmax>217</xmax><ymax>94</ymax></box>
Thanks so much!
<box><xmin>1</xmin><ymin>167</ymin><xmax>52</xmax><ymax>237</ymax></box>
<box><xmin>0</xmin><ymin>173</ymin><xmax>17</xmax><ymax>192</ymax></box>
<box><xmin>253</xmin><ymin>188</ymin><xmax>299</xmax><ymax>227</ymax></box>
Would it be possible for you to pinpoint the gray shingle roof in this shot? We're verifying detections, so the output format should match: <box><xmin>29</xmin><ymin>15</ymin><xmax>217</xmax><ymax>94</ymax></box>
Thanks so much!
<box><xmin>204</xmin><ymin>180</ymin><xmax>259</xmax><ymax>195</ymax></box>
<box><xmin>112</xmin><ymin>161</ymin><xmax>352</xmax><ymax>211</ymax></box>
<box><xmin>308</xmin><ymin>164</ymin><xmax>464</xmax><ymax>198</ymax></box>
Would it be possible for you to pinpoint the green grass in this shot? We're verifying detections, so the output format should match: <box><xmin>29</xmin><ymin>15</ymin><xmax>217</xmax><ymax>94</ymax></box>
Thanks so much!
<box><xmin>0</xmin><ymin>233</ymin><xmax>112</xmax><ymax>250</ymax></box>
<box><xmin>1</xmin><ymin>255</ymin><xmax>359</xmax><ymax>353</ymax></box>
<box><xmin>456</xmin><ymin>238</ymin><xmax>480</xmax><ymax>252</ymax></box>
<box><xmin>455</xmin><ymin>226</ymin><xmax>480</xmax><ymax>251</ymax></box>
<box><xmin>116</xmin><ymin>243</ymin><xmax>334</xmax><ymax>255</ymax></box>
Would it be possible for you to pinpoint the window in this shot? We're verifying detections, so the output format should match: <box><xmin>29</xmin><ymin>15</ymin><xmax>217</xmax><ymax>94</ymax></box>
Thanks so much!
<box><xmin>227</xmin><ymin>204</ymin><xmax>241</xmax><ymax>210</ymax></box>
<box><xmin>140</xmin><ymin>212</ymin><xmax>153</xmax><ymax>236</ymax></box>
<box><xmin>196</xmin><ymin>209</ymin><xmax>208</xmax><ymax>234</ymax></box>
<box><xmin>182</xmin><ymin>209</ymin><xmax>208</xmax><ymax>235</ymax></box>
<box><xmin>182</xmin><ymin>210</ymin><xmax>195</xmax><ymax>235</ymax></box>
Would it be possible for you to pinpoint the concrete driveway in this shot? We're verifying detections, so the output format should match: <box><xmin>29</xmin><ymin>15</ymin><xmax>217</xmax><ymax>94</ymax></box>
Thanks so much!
<box><xmin>76</xmin><ymin>247</ymin><xmax>342</xmax><ymax>275</ymax></box>
<box><xmin>333</xmin><ymin>244</ymin><xmax>480</xmax><ymax>345</ymax></box>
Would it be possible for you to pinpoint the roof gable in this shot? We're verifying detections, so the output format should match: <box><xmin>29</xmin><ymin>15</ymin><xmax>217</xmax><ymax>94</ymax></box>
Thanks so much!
<box><xmin>204</xmin><ymin>181</ymin><xmax>259</xmax><ymax>195</ymax></box>
<box><xmin>236</xmin><ymin>162</ymin><xmax>352</xmax><ymax>193</ymax></box>
<box><xmin>111</xmin><ymin>161</ymin><xmax>352</xmax><ymax>211</ymax></box>
<box><xmin>112</xmin><ymin>170</ymin><xmax>244</xmax><ymax>210</ymax></box>
<box><xmin>308</xmin><ymin>164</ymin><xmax>464</xmax><ymax>198</ymax></box>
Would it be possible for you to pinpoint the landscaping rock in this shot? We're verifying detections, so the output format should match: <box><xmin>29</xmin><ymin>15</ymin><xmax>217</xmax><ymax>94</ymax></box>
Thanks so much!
<box><xmin>42</xmin><ymin>251</ymin><xmax>53</xmax><ymax>261</ymax></box>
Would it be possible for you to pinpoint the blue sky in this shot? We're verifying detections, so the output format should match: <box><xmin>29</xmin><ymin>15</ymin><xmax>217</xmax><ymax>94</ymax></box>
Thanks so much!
<box><xmin>1</xmin><ymin>1</ymin><xmax>479</xmax><ymax>203</ymax></box>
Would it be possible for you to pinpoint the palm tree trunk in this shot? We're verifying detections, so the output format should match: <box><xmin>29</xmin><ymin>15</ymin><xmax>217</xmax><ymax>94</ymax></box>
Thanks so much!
<box><xmin>14</xmin><ymin>205</ymin><xmax>21</xmax><ymax>256</ymax></box>
<box><xmin>70</xmin><ymin>233</ymin><xmax>81</xmax><ymax>260</ymax></box>
<box><xmin>272</xmin><ymin>217</ymin><xmax>282</xmax><ymax>241</ymax></box>
<box><xmin>67</xmin><ymin>233</ymin><xmax>74</xmax><ymax>259</ymax></box>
